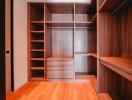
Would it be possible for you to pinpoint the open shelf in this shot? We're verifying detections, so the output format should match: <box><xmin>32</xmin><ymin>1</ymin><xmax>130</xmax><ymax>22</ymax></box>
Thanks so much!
<box><xmin>75</xmin><ymin>2</ymin><xmax>97</xmax><ymax>27</ymax></box>
<box><xmin>75</xmin><ymin>22</ymin><xmax>91</xmax><ymax>27</ymax></box>
<box><xmin>46</xmin><ymin>56</ymin><xmax>73</xmax><ymax>61</ymax></box>
<box><xmin>98</xmin><ymin>0</ymin><xmax>127</xmax><ymax>13</ymax></box>
<box><xmin>30</xmin><ymin>40</ymin><xmax>44</xmax><ymax>42</ymax></box>
<box><xmin>31</xmin><ymin>42</ymin><xmax>44</xmax><ymax>49</ymax></box>
<box><xmin>31</xmin><ymin>31</ymin><xmax>44</xmax><ymax>33</ymax></box>
<box><xmin>30</xmin><ymin>23</ymin><xmax>44</xmax><ymax>31</ymax></box>
<box><xmin>45</xmin><ymin>3</ymin><xmax>74</xmax><ymax>28</ymax></box>
<box><xmin>31</xmin><ymin>60</ymin><xmax>44</xmax><ymax>67</ymax></box>
<box><xmin>46</xmin><ymin>3</ymin><xmax>74</xmax><ymax>14</ymax></box>
<box><xmin>29</xmin><ymin>3</ymin><xmax>44</xmax><ymax>21</ymax></box>
<box><xmin>31</xmin><ymin>49</ymin><xmax>44</xmax><ymax>51</ymax></box>
<box><xmin>89</xmin><ymin>53</ymin><xmax>97</xmax><ymax>58</ymax></box>
<box><xmin>31</xmin><ymin>67</ymin><xmax>44</xmax><ymax>70</ymax></box>
<box><xmin>100</xmin><ymin>57</ymin><xmax>132</xmax><ymax>81</ymax></box>
<box><xmin>46</xmin><ymin>21</ymin><xmax>74</xmax><ymax>27</ymax></box>
<box><xmin>75</xmin><ymin>52</ymin><xmax>91</xmax><ymax>56</ymax></box>
<box><xmin>75</xmin><ymin>52</ymin><xmax>97</xmax><ymax>58</ymax></box>
<box><xmin>31</xmin><ymin>70</ymin><xmax>44</xmax><ymax>77</ymax></box>
<box><xmin>75</xmin><ymin>14</ymin><xmax>97</xmax><ymax>27</ymax></box>
<box><xmin>31</xmin><ymin>51</ymin><xmax>44</xmax><ymax>58</ymax></box>
<box><xmin>30</xmin><ymin>58</ymin><xmax>45</xmax><ymax>60</ymax></box>
<box><xmin>30</xmin><ymin>21</ymin><xmax>44</xmax><ymax>24</ymax></box>
<box><xmin>31</xmin><ymin>33</ymin><xmax>44</xmax><ymax>40</ymax></box>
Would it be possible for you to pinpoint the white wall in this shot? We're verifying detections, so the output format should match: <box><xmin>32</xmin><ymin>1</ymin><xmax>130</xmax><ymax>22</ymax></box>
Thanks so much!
<box><xmin>14</xmin><ymin>0</ymin><xmax>27</xmax><ymax>90</ymax></box>
<box><xmin>13</xmin><ymin>0</ymin><xmax>91</xmax><ymax>91</ymax></box>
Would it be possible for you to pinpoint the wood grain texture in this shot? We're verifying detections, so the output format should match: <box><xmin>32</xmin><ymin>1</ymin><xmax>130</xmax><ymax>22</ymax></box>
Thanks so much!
<box><xmin>121</xmin><ymin>3</ymin><xmax>132</xmax><ymax>59</ymax></box>
<box><xmin>28</xmin><ymin>3</ymin><xmax>45</xmax><ymax>80</ymax></box>
<box><xmin>52</xmin><ymin>28</ymin><xmax>74</xmax><ymax>57</ymax></box>
<box><xmin>100</xmin><ymin>57</ymin><xmax>132</xmax><ymax>81</ymax></box>
<box><xmin>7</xmin><ymin>75</ymin><xmax>123</xmax><ymax>100</ymax></box>
<box><xmin>45</xmin><ymin>3</ymin><xmax>74</xmax><ymax>14</ymax></box>
<box><xmin>46</xmin><ymin>57</ymin><xmax>74</xmax><ymax>79</ymax></box>
<box><xmin>28</xmin><ymin>3</ymin><xmax>97</xmax><ymax>81</ymax></box>
<box><xmin>97</xmin><ymin>12</ymin><xmax>121</xmax><ymax>57</ymax></box>
<box><xmin>74</xmin><ymin>29</ymin><xmax>96</xmax><ymax>53</ymax></box>
<box><xmin>74</xmin><ymin>28</ymin><xmax>97</xmax><ymax>73</ymax></box>
<box><xmin>6</xmin><ymin>82</ymin><xmax>99</xmax><ymax>100</ymax></box>
<box><xmin>97</xmin><ymin>1</ymin><xmax>132</xmax><ymax>99</ymax></box>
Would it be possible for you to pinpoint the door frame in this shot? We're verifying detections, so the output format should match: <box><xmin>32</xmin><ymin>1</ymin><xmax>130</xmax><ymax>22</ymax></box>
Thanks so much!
<box><xmin>0</xmin><ymin>0</ymin><xmax>6</xmax><ymax>99</ymax></box>
<box><xmin>11</xmin><ymin>0</ymin><xmax>14</xmax><ymax>91</ymax></box>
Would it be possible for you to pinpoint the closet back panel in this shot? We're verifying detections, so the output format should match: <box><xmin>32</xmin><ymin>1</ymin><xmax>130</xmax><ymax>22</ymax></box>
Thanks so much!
<box><xmin>121</xmin><ymin>4</ymin><xmax>132</xmax><ymax>59</ymax></box>
<box><xmin>46</xmin><ymin>3</ymin><xmax>74</xmax><ymax>14</ymax></box>
<box><xmin>30</xmin><ymin>3</ymin><xmax>44</xmax><ymax>21</ymax></box>
<box><xmin>75</xmin><ymin>29</ymin><xmax>96</xmax><ymax>53</ymax></box>
<box><xmin>75</xmin><ymin>56</ymin><xmax>89</xmax><ymax>73</ymax></box>
<box><xmin>45</xmin><ymin>25</ymin><xmax>52</xmax><ymax>58</ymax></box>
<box><xmin>52</xmin><ymin>14</ymin><xmax>73</xmax><ymax>22</ymax></box>
<box><xmin>97</xmin><ymin>12</ymin><xmax>121</xmax><ymax>57</ymax></box>
<box><xmin>75</xmin><ymin>14</ymin><xmax>92</xmax><ymax>22</ymax></box>
<box><xmin>52</xmin><ymin>28</ymin><xmax>73</xmax><ymax>57</ymax></box>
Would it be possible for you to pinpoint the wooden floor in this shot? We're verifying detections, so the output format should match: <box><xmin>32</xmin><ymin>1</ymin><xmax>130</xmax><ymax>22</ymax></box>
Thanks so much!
<box><xmin>7</xmin><ymin>75</ymin><xmax>115</xmax><ymax>100</ymax></box>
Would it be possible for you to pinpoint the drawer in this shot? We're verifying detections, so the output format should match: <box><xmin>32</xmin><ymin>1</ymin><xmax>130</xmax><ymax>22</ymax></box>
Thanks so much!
<box><xmin>47</xmin><ymin>66</ymin><xmax>73</xmax><ymax>71</ymax></box>
<box><xmin>47</xmin><ymin>71</ymin><xmax>73</xmax><ymax>79</ymax></box>
<box><xmin>46</xmin><ymin>61</ymin><xmax>73</xmax><ymax>67</ymax></box>
<box><xmin>46</xmin><ymin>61</ymin><xmax>73</xmax><ymax>71</ymax></box>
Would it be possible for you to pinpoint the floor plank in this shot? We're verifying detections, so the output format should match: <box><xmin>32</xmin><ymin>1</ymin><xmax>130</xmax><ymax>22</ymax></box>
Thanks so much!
<box><xmin>7</xmin><ymin>81</ymin><xmax>99</xmax><ymax>100</ymax></box>
<box><xmin>7</xmin><ymin>75</ymin><xmax>121</xmax><ymax>100</ymax></box>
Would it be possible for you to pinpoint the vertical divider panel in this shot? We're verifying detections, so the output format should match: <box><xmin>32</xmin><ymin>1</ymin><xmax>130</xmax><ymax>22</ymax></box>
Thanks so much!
<box><xmin>44</xmin><ymin>3</ymin><xmax>46</xmax><ymax>79</ymax></box>
<box><xmin>28</xmin><ymin>3</ymin><xmax>31</xmax><ymax>80</ymax></box>
<box><xmin>73</xmin><ymin>3</ymin><xmax>75</xmax><ymax>79</ymax></box>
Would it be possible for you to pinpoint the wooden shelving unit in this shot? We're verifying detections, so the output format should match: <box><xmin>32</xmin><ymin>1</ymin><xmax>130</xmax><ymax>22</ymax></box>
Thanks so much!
<box><xmin>74</xmin><ymin>1</ymin><xmax>97</xmax><ymax>76</ymax></box>
<box><xmin>46</xmin><ymin>21</ymin><xmax>74</xmax><ymax>27</ymax></box>
<box><xmin>100</xmin><ymin>57</ymin><xmax>132</xmax><ymax>81</ymax></box>
<box><xmin>97</xmin><ymin>0</ymin><xmax>132</xmax><ymax>99</ymax></box>
<box><xmin>26</xmin><ymin>1</ymin><xmax>132</xmax><ymax>99</ymax></box>
<box><xmin>28</xmin><ymin>2</ymin><xmax>97</xmax><ymax>80</ymax></box>
<box><xmin>28</xmin><ymin>3</ymin><xmax>45</xmax><ymax>80</ymax></box>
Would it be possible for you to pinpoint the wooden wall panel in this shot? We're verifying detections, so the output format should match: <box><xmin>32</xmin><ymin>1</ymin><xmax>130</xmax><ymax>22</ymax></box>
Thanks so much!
<box><xmin>97</xmin><ymin>63</ymin><xmax>121</xmax><ymax>93</ymax></box>
<box><xmin>45</xmin><ymin>4</ymin><xmax>52</xmax><ymax>21</ymax></box>
<box><xmin>74</xmin><ymin>29</ymin><xmax>96</xmax><ymax>53</ymax></box>
<box><xmin>75</xmin><ymin>14</ymin><xmax>92</xmax><ymax>22</ymax></box>
<box><xmin>121</xmin><ymin>4</ymin><xmax>132</xmax><ymax>59</ymax></box>
<box><xmin>121</xmin><ymin>78</ymin><xmax>132</xmax><ymax>100</ymax></box>
<box><xmin>45</xmin><ymin>4</ymin><xmax>52</xmax><ymax>58</ymax></box>
<box><xmin>74</xmin><ymin>29</ymin><xmax>97</xmax><ymax>74</ymax></box>
<box><xmin>45</xmin><ymin>27</ymin><xmax>52</xmax><ymax>58</ymax></box>
<box><xmin>75</xmin><ymin>56</ymin><xmax>97</xmax><ymax>74</ymax></box>
<box><xmin>52</xmin><ymin>28</ymin><xmax>73</xmax><ymax>57</ymax></box>
<box><xmin>97</xmin><ymin>1</ymin><xmax>132</xmax><ymax>99</ymax></box>
<box><xmin>52</xmin><ymin>14</ymin><xmax>73</xmax><ymax>22</ymax></box>
<box><xmin>97</xmin><ymin>12</ymin><xmax>121</xmax><ymax>57</ymax></box>
<box><xmin>74</xmin><ymin>56</ymin><xmax>89</xmax><ymax>73</ymax></box>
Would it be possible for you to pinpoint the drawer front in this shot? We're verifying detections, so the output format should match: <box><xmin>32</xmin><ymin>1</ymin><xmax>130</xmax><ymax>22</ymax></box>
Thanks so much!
<box><xmin>47</xmin><ymin>71</ymin><xmax>73</xmax><ymax>79</ymax></box>
<box><xmin>46</xmin><ymin>61</ymin><xmax>73</xmax><ymax>71</ymax></box>
<box><xmin>47</xmin><ymin>62</ymin><xmax>73</xmax><ymax>67</ymax></box>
